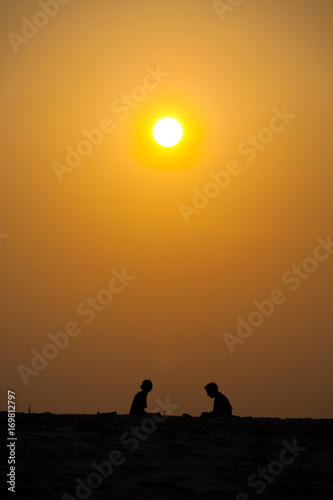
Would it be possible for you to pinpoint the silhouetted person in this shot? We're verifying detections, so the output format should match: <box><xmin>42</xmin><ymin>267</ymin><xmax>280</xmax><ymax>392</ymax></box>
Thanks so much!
<box><xmin>129</xmin><ymin>379</ymin><xmax>153</xmax><ymax>415</ymax></box>
<box><xmin>201</xmin><ymin>382</ymin><xmax>233</xmax><ymax>417</ymax></box>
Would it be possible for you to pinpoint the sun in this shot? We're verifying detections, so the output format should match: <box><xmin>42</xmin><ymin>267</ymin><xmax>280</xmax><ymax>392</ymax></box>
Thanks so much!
<box><xmin>153</xmin><ymin>118</ymin><xmax>183</xmax><ymax>147</ymax></box>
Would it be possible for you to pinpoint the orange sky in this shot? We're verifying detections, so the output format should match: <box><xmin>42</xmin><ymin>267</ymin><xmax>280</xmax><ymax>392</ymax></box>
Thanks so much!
<box><xmin>1</xmin><ymin>0</ymin><xmax>333</xmax><ymax>418</ymax></box>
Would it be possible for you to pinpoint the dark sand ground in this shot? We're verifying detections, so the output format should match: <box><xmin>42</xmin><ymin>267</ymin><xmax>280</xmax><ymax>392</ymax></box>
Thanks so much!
<box><xmin>1</xmin><ymin>412</ymin><xmax>332</xmax><ymax>499</ymax></box>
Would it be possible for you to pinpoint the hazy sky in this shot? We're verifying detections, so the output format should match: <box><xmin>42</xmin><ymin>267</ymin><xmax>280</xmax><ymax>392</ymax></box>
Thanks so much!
<box><xmin>1</xmin><ymin>0</ymin><xmax>332</xmax><ymax>418</ymax></box>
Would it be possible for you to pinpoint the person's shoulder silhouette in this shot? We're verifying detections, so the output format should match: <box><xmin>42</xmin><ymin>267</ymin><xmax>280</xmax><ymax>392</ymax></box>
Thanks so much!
<box><xmin>129</xmin><ymin>379</ymin><xmax>153</xmax><ymax>415</ymax></box>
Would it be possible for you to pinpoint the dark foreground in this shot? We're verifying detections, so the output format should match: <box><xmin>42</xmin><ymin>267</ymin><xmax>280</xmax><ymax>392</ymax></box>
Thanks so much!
<box><xmin>1</xmin><ymin>412</ymin><xmax>332</xmax><ymax>499</ymax></box>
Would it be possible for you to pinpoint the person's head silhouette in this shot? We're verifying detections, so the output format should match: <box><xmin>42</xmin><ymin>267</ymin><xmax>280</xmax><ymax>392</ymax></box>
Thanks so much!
<box><xmin>141</xmin><ymin>379</ymin><xmax>153</xmax><ymax>393</ymax></box>
<box><xmin>204</xmin><ymin>382</ymin><xmax>218</xmax><ymax>398</ymax></box>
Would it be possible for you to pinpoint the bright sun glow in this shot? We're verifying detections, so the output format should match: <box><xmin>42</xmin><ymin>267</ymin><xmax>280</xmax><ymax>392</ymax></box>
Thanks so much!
<box><xmin>153</xmin><ymin>118</ymin><xmax>183</xmax><ymax>147</ymax></box>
